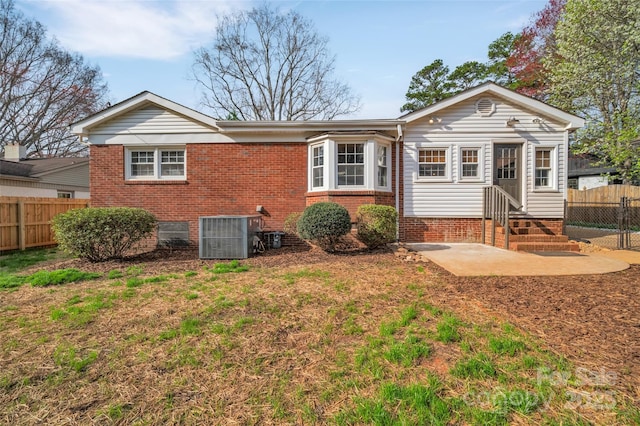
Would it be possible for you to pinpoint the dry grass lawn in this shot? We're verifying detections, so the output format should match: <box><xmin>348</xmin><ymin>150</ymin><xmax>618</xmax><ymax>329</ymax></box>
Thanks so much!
<box><xmin>1</xmin><ymin>247</ymin><xmax>638</xmax><ymax>425</ymax></box>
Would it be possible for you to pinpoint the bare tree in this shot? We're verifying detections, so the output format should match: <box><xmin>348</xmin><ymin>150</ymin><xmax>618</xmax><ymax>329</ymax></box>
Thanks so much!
<box><xmin>192</xmin><ymin>4</ymin><xmax>360</xmax><ymax>121</ymax></box>
<box><xmin>0</xmin><ymin>0</ymin><xmax>108</xmax><ymax>158</ymax></box>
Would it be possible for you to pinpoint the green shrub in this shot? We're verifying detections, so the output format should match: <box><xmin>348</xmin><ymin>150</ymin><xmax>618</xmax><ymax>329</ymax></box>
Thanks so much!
<box><xmin>297</xmin><ymin>202</ymin><xmax>352</xmax><ymax>251</ymax></box>
<box><xmin>356</xmin><ymin>204</ymin><xmax>397</xmax><ymax>248</ymax></box>
<box><xmin>52</xmin><ymin>207</ymin><xmax>157</xmax><ymax>262</ymax></box>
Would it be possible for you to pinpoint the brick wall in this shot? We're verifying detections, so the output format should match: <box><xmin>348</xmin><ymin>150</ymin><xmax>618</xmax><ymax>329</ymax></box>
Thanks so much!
<box><xmin>95</xmin><ymin>142</ymin><xmax>567</xmax><ymax>248</ymax></box>
<box><xmin>401</xmin><ymin>217</ymin><xmax>565</xmax><ymax>244</ymax></box>
<box><xmin>483</xmin><ymin>218</ymin><xmax>565</xmax><ymax>249</ymax></box>
<box><xmin>401</xmin><ymin>217</ymin><xmax>483</xmax><ymax>243</ymax></box>
<box><xmin>91</xmin><ymin>143</ymin><xmax>308</xmax><ymax>247</ymax></box>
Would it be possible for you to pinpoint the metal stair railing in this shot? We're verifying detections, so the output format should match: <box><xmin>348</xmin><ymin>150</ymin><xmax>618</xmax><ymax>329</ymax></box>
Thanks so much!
<box><xmin>482</xmin><ymin>186</ymin><xmax>522</xmax><ymax>250</ymax></box>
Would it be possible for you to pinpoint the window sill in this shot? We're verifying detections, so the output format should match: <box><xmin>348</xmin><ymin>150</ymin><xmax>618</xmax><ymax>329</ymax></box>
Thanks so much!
<box><xmin>125</xmin><ymin>180</ymin><xmax>188</xmax><ymax>185</ymax></box>
<box><xmin>305</xmin><ymin>189</ymin><xmax>393</xmax><ymax>196</ymax></box>
<box><xmin>457</xmin><ymin>179</ymin><xmax>485</xmax><ymax>184</ymax></box>
<box><xmin>414</xmin><ymin>178</ymin><xmax>453</xmax><ymax>184</ymax></box>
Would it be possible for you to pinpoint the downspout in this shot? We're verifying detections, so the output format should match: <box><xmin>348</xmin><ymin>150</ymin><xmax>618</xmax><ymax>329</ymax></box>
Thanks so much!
<box><xmin>395</xmin><ymin>123</ymin><xmax>403</xmax><ymax>241</ymax></box>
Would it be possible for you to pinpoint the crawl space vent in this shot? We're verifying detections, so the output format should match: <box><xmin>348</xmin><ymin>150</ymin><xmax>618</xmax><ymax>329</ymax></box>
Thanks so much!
<box><xmin>199</xmin><ymin>215</ymin><xmax>262</xmax><ymax>259</ymax></box>
<box><xmin>475</xmin><ymin>98</ymin><xmax>496</xmax><ymax>116</ymax></box>
<box><xmin>158</xmin><ymin>222</ymin><xmax>190</xmax><ymax>248</ymax></box>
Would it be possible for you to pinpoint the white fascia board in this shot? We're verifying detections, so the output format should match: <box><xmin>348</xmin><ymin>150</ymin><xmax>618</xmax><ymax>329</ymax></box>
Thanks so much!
<box><xmin>307</xmin><ymin>132</ymin><xmax>396</xmax><ymax>144</ymax></box>
<box><xmin>401</xmin><ymin>82</ymin><xmax>585</xmax><ymax>130</ymax></box>
<box><xmin>217</xmin><ymin>119</ymin><xmax>404</xmax><ymax>133</ymax></box>
<box><xmin>88</xmin><ymin>133</ymin><xmax>236</xmax><ymax>145</ymax></box>
<box><xmin>88</xmin><ymin>131</ymin><xmax>335</xmax><ymax>145</ymax></box>
<box><xmin>70</xmin><ymin>92</ymin><xmax>220</xmax><ymax>135</ymax></box>
<box><xmin>0</xmin><ymin>175</ymin><xmax>40</xmax><ymax>183</ymax></box>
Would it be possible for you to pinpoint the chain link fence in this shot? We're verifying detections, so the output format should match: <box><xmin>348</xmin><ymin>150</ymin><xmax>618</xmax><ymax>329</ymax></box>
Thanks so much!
<box><xmin>565</xmin><ymin>198</ymin><xmax>640</xmax><ymax>250</ymax></box>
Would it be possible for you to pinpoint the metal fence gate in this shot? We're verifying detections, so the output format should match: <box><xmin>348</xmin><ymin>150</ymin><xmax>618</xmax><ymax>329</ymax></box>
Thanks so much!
<box><xmin>565</xmin><ymin>197</ymin><xmax>640</xmax><ymax>250</ymax></box>
<box><xmin>620</xmin><ymin>197</ymin><xmax>640</xmax><ymax>250</ymax></box>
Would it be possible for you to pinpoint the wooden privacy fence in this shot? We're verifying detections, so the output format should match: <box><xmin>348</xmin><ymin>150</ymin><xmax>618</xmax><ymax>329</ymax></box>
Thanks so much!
<box><xmin>0</xmin><ymin>197</ymin><xmax>89</xmax><ymax>252</ymax></box>
<box><xmin>567</xmin><ymin>185</ymin><xmax>640</xmax><ymax>203</ymax></box>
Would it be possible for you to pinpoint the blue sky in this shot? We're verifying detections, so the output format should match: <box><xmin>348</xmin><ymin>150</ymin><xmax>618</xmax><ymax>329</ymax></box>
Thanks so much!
<box><xmin>17</xmin><ymin>0</ymin><xmax>548</xmax><ymax>119</ymax></box>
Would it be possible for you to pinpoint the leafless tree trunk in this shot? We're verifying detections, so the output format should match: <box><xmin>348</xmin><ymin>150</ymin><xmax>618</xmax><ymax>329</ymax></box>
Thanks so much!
<box><xmin>0</xmin><ymin>0</ymin><xmax>108</xmax><ymax>158</ymax></box>
<box><xmin>192</xmin><ymin>4</ymin><xmax>360</xmax><ymax>121</ymax></box>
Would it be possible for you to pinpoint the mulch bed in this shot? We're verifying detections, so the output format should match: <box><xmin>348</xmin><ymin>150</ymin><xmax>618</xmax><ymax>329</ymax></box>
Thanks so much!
<box><xmin>444</xmin><ymin>266</ymin><xmax>640</xmax><ymax>398</ymax></box>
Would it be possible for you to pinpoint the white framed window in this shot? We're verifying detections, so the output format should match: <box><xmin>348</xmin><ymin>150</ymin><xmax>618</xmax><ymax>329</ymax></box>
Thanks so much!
<box><xmin>131</xmin><ymin>151</ymin><xmax>155</xmax><ymax>177</ymax></box>
<box><xmin>311</xmin><ymin>144</ymin><xmax>324</xmax><ymax>189</ymax></box>
<box><xmin>459</xmin><ymin>147</ymin><xmax>484</xmax><ymax>181</ymax></box>
<box><xmin>535</xmin><ymin>147</ymin><xmax>553</xmax><ymax>188</ymax></box>
<box><xmin>377</xmin><ymin>145</ymin><xmax>388</xmax><ymax>187</ymax></box>
<box><xmin>126</xmin><ymin>147</ymin><xmax>186</xmax><ymax>180</ymax></box>
<box><xmin>307</xmin><ymin>134</ymin><xmax>392</xmax><ymax>192</ymax></box>
<box><xmin>57</xmin><ymin>191</ymin><xmax>73</xmax><ymax>199</ymax></box>
<box><xmin>418</xmin><ymin>148</ymin><xmax>450</xmax><ymax>180</ymax></box>
<box><xmin>337</xmin><ymin>143</ymin><xmax>365</xmax><ymax>186</ymax></box>
<box><xmin>160</xmin><ymin>150</ymin><xmax>185</xmax><ymax>177</ymax></box>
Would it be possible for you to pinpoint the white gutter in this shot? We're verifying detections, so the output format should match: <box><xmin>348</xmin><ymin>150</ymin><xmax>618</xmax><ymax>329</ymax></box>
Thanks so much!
<box><xmin>395</xmin><ymin>123</ymin><xmax>403</xmax><ymax>241</ymax></box>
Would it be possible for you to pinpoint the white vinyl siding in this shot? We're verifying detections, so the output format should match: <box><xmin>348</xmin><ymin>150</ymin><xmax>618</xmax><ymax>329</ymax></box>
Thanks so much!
<box><xmin>404</xmin><ymin>95</ymin><xmax>568</xmax><ymax>218</ymax></box>
<box><xmin>92</xmin><ymin>106</ymin><xmax>212</xmax><ymax>134</ymax></box>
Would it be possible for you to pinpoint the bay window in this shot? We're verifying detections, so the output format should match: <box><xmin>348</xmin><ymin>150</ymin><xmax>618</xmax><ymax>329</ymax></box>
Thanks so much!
<box><xmin>307</xmin><ymin>134</ymin><xmax>392</xmax><ymax>192</ymax></box>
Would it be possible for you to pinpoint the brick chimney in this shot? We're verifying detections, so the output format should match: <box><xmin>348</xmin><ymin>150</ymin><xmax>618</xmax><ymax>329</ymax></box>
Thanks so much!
<box><xmin>3</xmin><ymin>144</ymin><xmax>27</xmax><ymax>162</ymax></box>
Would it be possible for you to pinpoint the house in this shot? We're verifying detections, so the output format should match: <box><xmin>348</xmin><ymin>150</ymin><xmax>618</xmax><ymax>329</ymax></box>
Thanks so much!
<box><xmin>0</xmin><ymin>145</ymin><xmax>90</xmax><ymax>199</ymax></box>
<box><xmin>567</xmin><ymin>153</ymin><xmax>618</xmax><ymax>190</ymax></box>
<box><xmin>70</xmin><ymin>82</ymin><xmax>585</xmax><ymax>252</ymax></box>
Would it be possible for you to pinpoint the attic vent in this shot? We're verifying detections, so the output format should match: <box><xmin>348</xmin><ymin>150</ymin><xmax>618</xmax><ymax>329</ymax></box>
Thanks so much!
<box><xmin>475</xmin><ymin>98</ymin><xmax>496</xmax><ymax>116</ymax></box>
<box><xmin>199</xmin><ymin>216</ymin><xmax>262</xmax><ymax>259</ymax></box>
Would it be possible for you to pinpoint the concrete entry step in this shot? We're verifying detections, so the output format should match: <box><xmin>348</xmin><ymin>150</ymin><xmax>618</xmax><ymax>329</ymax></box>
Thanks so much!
<box><xmin>510</xmin><ymin>235</ymin><xmax>570</xmax><ymax>243</ymax></box>
<box><xmin>510</xmin><ymin>241</ymin><xmax>580</xmax><ymax>252</ymax></box>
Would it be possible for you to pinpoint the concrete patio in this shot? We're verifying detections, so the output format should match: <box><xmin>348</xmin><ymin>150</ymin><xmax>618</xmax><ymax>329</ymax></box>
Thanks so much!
<box><xmin>406</xmin><ymin>243</ymin><xmax>635</xmax><ymax>276</ymax></box>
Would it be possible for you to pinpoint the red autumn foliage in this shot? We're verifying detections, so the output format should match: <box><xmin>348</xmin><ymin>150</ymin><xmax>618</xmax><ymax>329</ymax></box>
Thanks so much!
<box><xmin>507</xmin><ymin>0</ymin><xmax>566</xmax><ymax>100</ymax></box>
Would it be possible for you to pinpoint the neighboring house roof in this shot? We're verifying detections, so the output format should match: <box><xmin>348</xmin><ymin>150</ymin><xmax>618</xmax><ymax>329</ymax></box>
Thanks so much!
<box><xmin>1</xmin><ymin>157</ymin><xmax>89</xmax><ymax>181</ymax></box>
<box><xmin>0</xmin><ymin>157</ymin><xmax>89</xmax><ymax>177</ymax></box>
<box><xmin>400</xmin><ymin>82</ymin><xmax>586</xmax><ymax>130</ymax></box>
<box><xmin>568</xmin><ymin>154</ymin><xmax>616</xmax><ymax>178</ymax></box>
<box><xmin>18</xmin><ymin>157</ymin><xmax>89</xmax><ymax>177</ymax></box>
<box><xmin>0</xmin><ymin>160</ymin><xmax>33</xmax><ymax>178</ymax></box>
